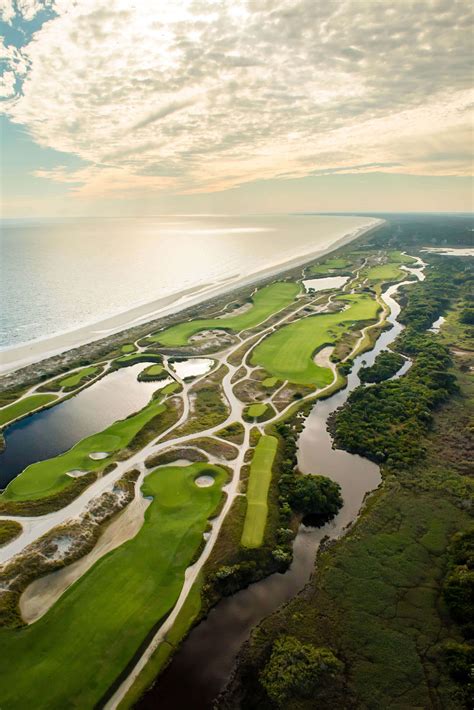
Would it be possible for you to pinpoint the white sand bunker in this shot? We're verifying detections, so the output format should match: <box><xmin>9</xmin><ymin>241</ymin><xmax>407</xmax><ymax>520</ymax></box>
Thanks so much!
<box><xmin>67</xmin><ymin>469</ymin><xmax>89</xmax><ymax>478</ymax></box>
<box><xmin>89</xmin><ymin>452</ymin><xmax>110</xmax><ymax>460</ymax></box>
<box><xmin>195</xmin><ymin>475</ymin><xmax>215</xmax><ymax>488</ymax></box>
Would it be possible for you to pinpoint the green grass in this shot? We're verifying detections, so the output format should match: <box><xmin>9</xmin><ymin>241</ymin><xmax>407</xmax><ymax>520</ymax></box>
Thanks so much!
<box><xmin>119</xmin><ymin>575</ymin><xmax>204</xmax><ymax>709</ymax></box>
<box><xmin>138</xmin><ymin>364</ymin><xmax>167</xmax><ymax>382</ymax></box>
<box><xmin>365</xmin><ymin>263</ymin><xmax>403</xmax><ymax>282</ymax></box>
<box><xmin>121</xmin><ymin>343</ymin><xmax>136</xmax><ymax>353</ymax></box>
<box><xmin>310</xmin><ymin>258</ymin><xmax>350</xmax><ymax>275</ymax></box>
<box><xmin>252</xmin><ymin>293</ymin><xmax>380</xmax><ymax>386</ymax></box>
<box><xmin>246</xmin><ymin>403</ymin><xmax>268</xmax><ymax>418</ymax></box>
<box><xmin>262</xmin><ymin>377</ymin><xmax>278</xmax><ymax>388</ymax></box>
<box><xmin>152</xmin><ymin>282</ymin><xmax>300</xmax><ymax>346</ymax></box>
<box><xmin>241</xmin><ymin>435</ymin><xmax>278</xmax><ymax>548</ymax></box>
<box><xmin>389</xmin><ymin>250</ymin><xmax>417</xmax><ymax>264</ymax></box>
<box><xmin>0</xmin><ymin>463</ymin><xmax>226</xmax><ymax>710</ymax></box>
<box><xmin>2</xmin><ymin>397</ymin><xmax>168</xmax><ymax>501</ymax></box>
<box><xmin>113</xmin><ymin>352</ymin><xmax>162</xmax><ymax>367</ymax></box>
<box><xmin>59</xmin><ymin>366</ymin><xmax>99</xmax><ymax>389</ymax></box>
<box><xmin>0</xmin><ymin>394</ymin><xmax>58</xmax><ymax>427</ymax></box>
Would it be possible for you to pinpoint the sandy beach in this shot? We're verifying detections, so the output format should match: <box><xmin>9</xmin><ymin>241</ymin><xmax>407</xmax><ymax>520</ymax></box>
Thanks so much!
<box><xmin>0</xmin><ymin>218</ymin><xmax>383</xmax><ymax>375</ymax></box>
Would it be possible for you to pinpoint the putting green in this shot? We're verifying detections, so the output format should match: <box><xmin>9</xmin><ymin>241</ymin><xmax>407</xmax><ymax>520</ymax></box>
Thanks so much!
<box><xmin>262</xmin><ymin>377</ymin><xmax>278</xmax><ymax>388</ymax></box>
<box><xmin>251</xmin><ymin>293</ymin><xmax>380</xmax><ymax>386</ymax></box>
<box><xmin>152</xmin><ymin>282</ymin><xmax>300</xmax><ymax>346</ymax></box>
<box><xmin>246</xmin><ymin>403</ymin><xmax>268</xmax><ymax>418</ymax></box>
<box><xmin>309</xmin><ymin>257</ymin><xmax>350</xmax><ymax>274</ymax></box>
<box><xmin>241</xmin><ymin>435</ymin><xmax>278</xmax><ymax>548</ymax></box>
<box><xmin>389</xmin><ymin>250</ymin><xmax>417</xmax><ymax>264</ymax></box>
<box><xmin>121</xmin><ymin>343</ymin><xmax>136</xmax><ymax>353</ymax></box>
<box><xmin>59</xmin><ymin>366</ymin><xmax>99</xmax><ymax>389</ymax></box>
<box><xmin>0</xmin><ymin>463</ymin><xmax>226</xmax><ymax>710</ymax></box>
<box><xmin>3</xmin><ymin>397</ymin><xmax>167</xmax><ymax>501</ymax></box>
<box><xmin>0</xmin><ymin>394</ymin><xmax>58</xmax><ymax>428</ymax></box>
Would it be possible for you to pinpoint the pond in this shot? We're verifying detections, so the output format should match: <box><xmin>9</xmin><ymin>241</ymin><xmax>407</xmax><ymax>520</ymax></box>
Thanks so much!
<box><xmin>0</xmin><ymin>363</ymin><xmax>164</xmax><ymax>489</ymax></box>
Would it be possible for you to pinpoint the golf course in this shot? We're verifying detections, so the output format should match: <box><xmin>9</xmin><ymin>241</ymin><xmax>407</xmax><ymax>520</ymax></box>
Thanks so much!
<box><xmin>251</xmin><ymin>292</ymin><xmax>380</xmax><ymax>385</ymax></box>
<box><xmin>151</xmin><ymin>282</ymin><xmax>300</xmax><ymax>346</ymax></box>
<box><xmin>0</xmin><ymin>463</ymin><xmax>227</xmax><ymax>709</ymax></box>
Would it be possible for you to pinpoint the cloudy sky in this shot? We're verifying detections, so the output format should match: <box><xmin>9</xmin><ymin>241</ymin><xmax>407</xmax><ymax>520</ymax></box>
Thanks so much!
<box><xmin>0</xmin><ymin>0</ymin><xmax>472</xmax><ymax>217</ymax></box>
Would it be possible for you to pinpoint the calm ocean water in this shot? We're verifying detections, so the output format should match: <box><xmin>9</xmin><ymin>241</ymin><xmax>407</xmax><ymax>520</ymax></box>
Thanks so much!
<box><xmin>0</xmin><ymin>214</ymin><xmax>371</xmax><ymax>349</ymax></box>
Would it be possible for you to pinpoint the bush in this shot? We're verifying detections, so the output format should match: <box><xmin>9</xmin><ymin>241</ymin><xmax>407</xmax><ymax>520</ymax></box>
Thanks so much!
<box><xmin>260</xmin><ymin>636</ymin><xmax>343</xmax><ymax>705</ymax></box>
<box><xmin>287</xmin><ymin>474</ymin><xmax>342</xmax><ymax>523</ymax></box>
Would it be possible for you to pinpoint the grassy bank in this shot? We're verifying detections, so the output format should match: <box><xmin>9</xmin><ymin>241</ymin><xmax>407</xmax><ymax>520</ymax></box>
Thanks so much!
<box><xmin>0</xmin><ymin>463</ymin><xmax>227</xmax><ymax>709</ymax></box>
<box><xmin>0</xmin><ymin>394</ymin><xmax>58</xmax><ymax>427</ymax></box>
<box><xmin>2</xmin><ymin>397</ymin><xmax>168</xmax><ymax>501</ymax></box>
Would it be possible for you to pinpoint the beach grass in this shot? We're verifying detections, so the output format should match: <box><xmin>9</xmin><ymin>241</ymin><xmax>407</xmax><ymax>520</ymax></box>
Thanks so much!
<box><xmin>2</xmin><ymin>398</ymin><xmax>168</xmax><ymax>501</ymax></box>
<box><xmin>241</xmin><ymin>435</ymin><xmax>278</xmax><ymax>548</ymax></box>
<box><xmin>251</xmin><ymin>292</ymin><xmax>380</xmax><ymax>386</ymax></box>
<box><xmin>151</xmin><ymin>282</ymin><xmax>300</xmax><ymax>346</ymax></box>
<box><xmin>0</xmin><ymin>394</ymin><xmax>58</xmax><ymax>427</ymax></box>
<box><xmin>0</xmin><ymin>463</ymin><xmax>226</xmax><ymax>710</ymax></box>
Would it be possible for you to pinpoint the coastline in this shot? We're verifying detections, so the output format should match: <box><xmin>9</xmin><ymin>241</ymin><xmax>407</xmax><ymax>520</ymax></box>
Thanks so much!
<box><xmin>0</xmin><ymin>218</ymin><xmax>383</xmax><ymax>376</ymax></box>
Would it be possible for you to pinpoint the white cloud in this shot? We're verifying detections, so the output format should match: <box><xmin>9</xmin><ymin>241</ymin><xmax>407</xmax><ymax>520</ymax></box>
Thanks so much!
<box><xmin>1</xmin><ymin>0</ymin><xmax>473</xmax><ymax>198</ymax></box>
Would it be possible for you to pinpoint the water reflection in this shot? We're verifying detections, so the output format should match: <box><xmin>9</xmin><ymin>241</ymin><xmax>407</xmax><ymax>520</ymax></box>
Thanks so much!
<box><xmin>0</xmin><ymin>364</ymin><xmax>160</xmax><ymax>489</ymax></box>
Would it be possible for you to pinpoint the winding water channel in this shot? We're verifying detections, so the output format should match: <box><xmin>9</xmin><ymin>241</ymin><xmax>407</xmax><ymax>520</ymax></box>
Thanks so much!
<box><xmin>138</xmin><ymin>266</ymin><xmax>423</xmax><ymax>710</ymax></box>
<box><xmin>0</xmin><ymin>363</ymin><xmax>160</xmax><ymax>489</ymax></box>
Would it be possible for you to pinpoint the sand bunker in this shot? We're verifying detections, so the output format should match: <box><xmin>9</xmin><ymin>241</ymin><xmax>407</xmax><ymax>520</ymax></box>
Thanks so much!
<box><xmin>313</xmin><ymin>346</ymin><xmax>335</xmax><ymax>369</ymax></box>
<box><xmin>89</xmin><ymin>452</ymin><xmax>110</xmax><ymax>460</ymax></box>
<box><xmin>67</xmin><ymin>469</ymin><xmax>90</xmax><ymax>478</ymax></box>
<box><xmin>195</xmin><ymin>475</ymin><xmax>215</xmax><ymax>488</ymax></box>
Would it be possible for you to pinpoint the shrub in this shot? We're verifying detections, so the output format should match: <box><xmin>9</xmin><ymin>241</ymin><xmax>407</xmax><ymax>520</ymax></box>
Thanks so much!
<box><xmin>287</xmin><ymin>474</ymin><xmax>343</xmax><ymax>522</ymax></box>
<box><xmin>260</xmin><ymin>636</ymin><xmax>343</xmax><ymax>705</ymax></box>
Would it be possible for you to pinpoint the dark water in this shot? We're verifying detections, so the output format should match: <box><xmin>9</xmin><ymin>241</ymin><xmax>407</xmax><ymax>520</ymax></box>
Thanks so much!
<box><xmin>0</xmin><ymin>364</ymin><xmax>158</xmax><ymax>489</ymax></box>
<box><xmin>138</xmin><ymin>279</ymin><xmax>412</xmax><ymax>710</ymax></box>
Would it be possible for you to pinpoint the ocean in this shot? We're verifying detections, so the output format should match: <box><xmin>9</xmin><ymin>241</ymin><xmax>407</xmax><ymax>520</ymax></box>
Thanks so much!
<box><xmin>0</xmin><ymin>214</ymin><xmax>375</xmax><ymax>353</ymax></box>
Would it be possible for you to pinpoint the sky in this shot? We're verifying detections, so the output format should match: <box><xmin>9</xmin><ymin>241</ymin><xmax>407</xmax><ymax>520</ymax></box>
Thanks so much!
<box><xmin>0</xmin><ymin>0</ymin><xmax>473</xmax><ymax>217</ymax></box>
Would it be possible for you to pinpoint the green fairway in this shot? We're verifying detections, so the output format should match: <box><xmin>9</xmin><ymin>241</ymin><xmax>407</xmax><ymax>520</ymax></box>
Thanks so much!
<box><xmin>241</xmin><ymin>435</ymin><xmax>278</xmax><ymax>548</ymax></box>
<box><xmin>0</xmin><ymin>394</ymin><xmax>58</xmax><ymax>427</ymax></box>
<box><xmin>246</xmin><ymin>403</ymin><xmax>268</xmax><ymax>418</ymax></box>
<box><xmin>3</xmin><ymin>398</ymin><xmax>167</xmax><ymax>501</ymax></box>
<box><xmin>151</xmin><ymin>282</ymin><xmax>300</xmax><ymax>346</ymax></box>
<box><xmin>59</xmin><ymin>366</ymin><xmax>99</xmax><ymax>389</ymax></box>
<box><xmin>252</xmin><ymin>293</ymin><xmax>380</xmax><ymax>385</ymax></box>
<box><xmin>389</xmin><ymin>250</ymin><xmax>417</xmax><ymax>264</ymax></box>
<box><xmin>366</xmin><ymin>263</ymin><xmax>403</xmax><ymax>282</ymax></box>
<box><xmin>0</xmin><ymin>463</ymin><xmax>226</xmax><ymax>710</ymax></box>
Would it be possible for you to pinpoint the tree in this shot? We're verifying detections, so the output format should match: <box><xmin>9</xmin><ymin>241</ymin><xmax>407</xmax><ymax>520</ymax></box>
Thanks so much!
<box><xmin>260</xmin><ymin>636</ymin><xmax>343</xmax><ymax>705</ymax></box>
<box><xmin>288</xmin><ymin>474</ymin><xmax>342</xmax><ymax>520</ymax></box>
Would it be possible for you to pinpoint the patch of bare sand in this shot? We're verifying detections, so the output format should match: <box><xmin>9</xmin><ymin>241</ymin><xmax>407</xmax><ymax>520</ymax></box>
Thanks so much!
<box><xmin>313</xmin><ymin>345</ymin><xmax>335</xmax><ymax>370</ymax></box>
<box><xmin>20</xmin><ymin>491</ymin><xmax>150</xmax><ymax>624</ymax></box>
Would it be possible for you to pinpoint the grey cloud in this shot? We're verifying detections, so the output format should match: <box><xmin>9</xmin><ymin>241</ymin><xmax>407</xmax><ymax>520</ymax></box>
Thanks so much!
<box><xmin>131</xmin><ymin>99</ymin><xmax>194</xmax><ymax>131</ymax></box>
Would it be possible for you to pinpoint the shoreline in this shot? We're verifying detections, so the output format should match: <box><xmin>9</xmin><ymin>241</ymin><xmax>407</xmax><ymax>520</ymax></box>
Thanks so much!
<box><xmin>0</xmin><ymin>218</ymin><xmax>383</xmax><ymax>376</ymax></box>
